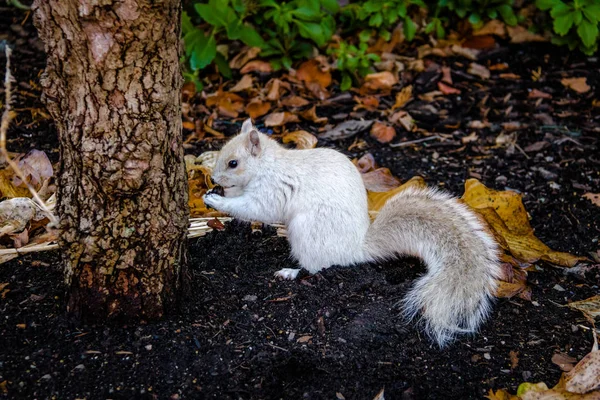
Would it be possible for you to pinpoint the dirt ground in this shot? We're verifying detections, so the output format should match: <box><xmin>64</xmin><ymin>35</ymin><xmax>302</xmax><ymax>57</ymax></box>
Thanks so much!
<box><xmin>1</xmin><ymin>7</ymin><xmax>599</xmax><ymax>400</ymax></box>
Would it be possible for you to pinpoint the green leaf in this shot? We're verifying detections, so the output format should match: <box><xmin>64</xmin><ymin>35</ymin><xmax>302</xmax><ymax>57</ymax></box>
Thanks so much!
<box><xmin>295</xmin><ymin>20</ymin><xmax>326</xmax><ymax>46</ymax></box>
<box><xmin>497</xmin><ymin>5</ymin><xmax>517</xmax><ymax>26</ymax></box>
<box><xmin>550</xmin><ymin>2</ymin><xmax>572</xmax><ymax>18</ymax></box>
<box><xmin>282</xmin><ymin>55</ymin><xmax>293</xmax><ymax>70</ymax></box>
<box><xmin>583</xmin><ymin>5</ymin><xmax>600</xmax><ymax>24</ymax></box>
<box><xmin>364</xmin><ymin>1</ymin><xmax>383</xmax><ymax>13</ymax></box>
<box><xmin>404</xmin><ymin>18</ymin><xmax>417</xmax><ymax>41</ymax></box>
<box><xmin>182</xmin><ymin>11</ymin><xmax>195</xmax><ymax>35</ymax></box>
<box><xmin>238</xmin><ymin>25</ymin><xmax>267</xmax><ymax>48</ymax></box>
<box><xmin>184</xmin><ymin>31</ymin><xmax>217</xmax><ymax>71</ymax></box>
<box><xmin>469</xmin><ymin>13</ymin><xmax>481</xmax><ymax>24</ymax></box>
<box><xmin>456</xmin><ymin>8</ymin><xmax>467</xmax><ymax>18</ymax></box>
<box><xmin>436</xmin><ymin>21</ymin><xmax>446</xmax><ymax>38</ymax></box>
<box><xmin>425</xmin><ymin>21</ymin><xmax>435</xmax><ymax>33</ymax></box>
<box><xmin>536</xmin><ymin>0</ymin><xmax>559</xmax><ymax>11</ymax></box>
<box><xmin>341</xmin><ymin>73</ymin><xmax>353</xmax><ymax>91</ymax></box>
<box><xmin>577</xmin><ymin>18</ymin><xmax>599</xmax><ymax>47</ymax></box>
<box><xmin>381</xmin><ymin>29</ymin><xmax>391</xmax><ymax>41</ymax></box>
<box><xmin>321</xmin><ymin>0</ymin><xmax>340</xmax><ymax>13</ymax></box>
<box><xmin>293</xmin><ymin>5</ymin><xmax>320</xmax><ymax>21</ymax></box>
<box><xmin>573</xmin><ymin>10</ymin><xmax>583</xmax><ymax>25</ymax></box>
<box><xmin>397</xmin><ymin>3</ymin><xmax>408</xmax><ymax>18</ymax></box>
<box><xmin>553</xmin><ymin>12</ymin><xmax>576</xmax><ymax>35</ymax></box>
<box><xmin>369</xmin><ymin>12</ymin><xmax>383</xmax><ymax>27</ymax></box>
<box><xmin>359</xmin><ymin>29</ymin><xmax>372</xmax><ymax>42</ymax></box>
<box><xmin>213</xmin><ymin>53</ymin><xmax>232</xmax><ymax>79</ymax></box>
<box><xmin>487</xmin><ymin>9</ymin><xmax>498</xmax><ymax>19</ymax></box>
<box><xmin>183</xmin><ymin>71</ymin><xmax>203</xmax><ymax>92</ymax></box>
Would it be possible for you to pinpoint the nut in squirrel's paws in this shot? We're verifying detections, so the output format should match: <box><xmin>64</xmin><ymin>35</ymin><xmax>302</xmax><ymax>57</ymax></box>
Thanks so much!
<box><xmin>274</xmin><ymin>268</ymin><xmax>301</xmax><ymax>280</ymax></box>
<box><xmin>203</xmin><ymin>185</ymin><xmax>225</xmax><ymax>210</ymax></box>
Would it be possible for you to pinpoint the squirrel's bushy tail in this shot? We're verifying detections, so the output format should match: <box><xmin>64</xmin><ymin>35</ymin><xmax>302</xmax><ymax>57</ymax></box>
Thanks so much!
<box><xmin>363</xmin><ymin>187</ymin><xmax>501</xmax><ymax>347</ymax></box>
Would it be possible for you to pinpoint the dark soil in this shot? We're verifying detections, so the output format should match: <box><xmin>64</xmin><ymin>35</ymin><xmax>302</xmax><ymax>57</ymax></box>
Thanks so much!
<box><xmin>1</xmin><ymin>7</ymin><xmax>599</xmax><ymax>400</ymax></box>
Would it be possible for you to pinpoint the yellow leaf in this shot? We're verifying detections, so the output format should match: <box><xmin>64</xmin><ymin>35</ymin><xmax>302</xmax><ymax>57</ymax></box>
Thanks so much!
<box><xmin>367</xmin><ymin>176</ymin><xmax>427</xmax><ymax>215</ymax></box>
<box><xmin>566</xmin><ymin>296</ymin><xmax>600</xmax><ymax>319</ymax></box>
<box><xmin>282</xmin><ymin>130</ymin><xmax>318</xmax><ymax>149</ymax></box>
<box><xmin>462</xmin><ymin>179</ymin><xmax>589</xmax><ymax>267</ymax></box>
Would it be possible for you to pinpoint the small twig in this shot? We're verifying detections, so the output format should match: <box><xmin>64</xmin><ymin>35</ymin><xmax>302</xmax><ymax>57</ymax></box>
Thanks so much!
<box><xmin>0</xmin><ymin>46</ymin><xmax>58</xmax><ymax>226</ymax></box>
<box><xmin>389</xmin><ymin>135</ymin><xmax>441</xmax><ymax>148</ymax></box>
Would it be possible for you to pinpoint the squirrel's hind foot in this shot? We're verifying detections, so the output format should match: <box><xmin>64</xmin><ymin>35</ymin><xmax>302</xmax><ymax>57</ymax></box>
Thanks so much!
<box><xmin>274</xmin><ymin>268</ymin><xmax>301</xmax><ymax>280</ymax></box>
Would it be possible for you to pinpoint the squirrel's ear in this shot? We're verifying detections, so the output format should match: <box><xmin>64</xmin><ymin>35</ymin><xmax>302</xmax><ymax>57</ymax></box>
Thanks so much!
<box><xmin>241</xmin><ymin>118</ymin><xmax>254</xmax><ymax>135</ymax></box>
<box><xmin>247</xmin><ymin>129</ymin><xmax>261</xmax><ymax>156</ymax></box>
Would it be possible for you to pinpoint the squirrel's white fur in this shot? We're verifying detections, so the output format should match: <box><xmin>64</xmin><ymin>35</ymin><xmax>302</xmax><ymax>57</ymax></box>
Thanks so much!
<box><xmin>203</xmin><ymin>119</ymin><xmax>502</xmax><ymax>347</ymax></box>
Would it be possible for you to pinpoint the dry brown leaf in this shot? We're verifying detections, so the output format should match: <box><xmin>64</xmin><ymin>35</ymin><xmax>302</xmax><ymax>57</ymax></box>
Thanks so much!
<box><xmin>441</xmin><ymin>66</ymin><xmax>453</xmax><ymax>84</ymax></box>
<box><xmin>510</xmin><ymin>350</ymin><xmax>520</xmax><ymax>370</ymax></box>
<box><xmin>296</xmin><ymin>335</ymin><xmax>312</xmax><ymax>343</ymax></box>
<box><xmin>13</xmin><ymin>150</ymin><xmax>53</xmax><ymax>188</ymax></box>
<box><xmin>240</xmin><ymin>60</ymin><xmax>272</xmax><ymax>74</ymax></box>
<box><xmin>506</xmin><ymin>26</ymin><xmax>547</xmax><ymax>43</ymax></box>
<box><xmin>266</xmin><ymin>78</ymin><xmax>289</xmax><ymax>101</ymax></box>
<box><xmin>529</xmin><ymin>89</ymin><xmax>552</xmax><ymax>99</ymax></box>
<box><xmin>564</xmin><ymin>351</ymin><xmax>600</xmax><ymax>394</ymax></box>
<box><xmin>496</xmin><ymin>281</ymin><xmax>528</xmax><ymax>298</ymax></box>
<box><xmin>438</xmin><ymin>81</ymin><xmax>461</xmax><ymax>95</ymax></box>
<box><xmin>553</xmin><ymin>353</ymin><xmax>578</xmax><ymax>372</ymax></box>
<box><xmin>296</xmin><ymin>58</ymin><xmax>331</xmax><ymax>100</ymax></box>
<box><xmin>370</xmin><ymin>122</ymin><xmax>396</xmax><ymax>143</ymax></box>
<box><xmin>205</xmin><ymin>90</ymin><xmax>245</xmax><ymax>118</ymax></box>
<box><xmin>462</xmin><ymin>132</ymin><xmax>479</xmax><ymax>144</ymax></box>
<box><xmin>499</xmin><ymin>73</ymin><xmax>521</xmax><ymax>80</ymax></box>
<box><xmin>462</xmin><ymin>35</ymin><xmax>496</xmax><ymax>50</ymax></box>
<box><xmin>264</xmin><ymin>112</ymin><xmax>300</xmax><ymax>127</ymax></box>
<box><xmin>355</xmin><ymin>153</ymin><xmax>377</xmax><ymax>173</ymax></box>
<box><xmin>368</xmin><ymin>176</ymin><xmax>427</xmax><ymax>214</ymax></box>
<box><xmin>393</xmin><ymin>85</ymin><xmax>413</xmax><ymax>109</ymax></box>
<box><xmin>462</xmin><ymin>179</ymin><xmax>589</xmax><ymax>267</ymax></box>
<box><xmin>474</xmin><ymin>20</ymin><xmax>507</xmax><ymax>37</ymax></box>
<box><xmin>561</xmin><ymin>77</ymin><xmax>591</xmax><ymax>94</ymax></box>
<box><xmin>468</xmin><ymin>63</ymin><xmax>491</xmax><ymax>79</ymax></box>
<box><xmin>282</xmin><ymin>130</ymin><xmax>318</xmax><ymax>149</ymax></box>
<box><xmin>389</xmin><ymin>110</ymin><xmax>414</xmax><ymax>131</ymax></box>
<box><xmin>353</xmin><ymin>95</ymin><xmax>380</xmax><ymax>111</ymax></box>
<box><xmin>245</xmin><ymin>99</ymin><xmax>271</xmax><ymax>119</ymax></box>
<box><xmin>362</xmin><ymin>168</ymin><xmax>402</xmax><ymax>193</ymax></box>
<box><xmin>229</xmin><ymin>74</ymin><xmax>253</xmax><ymax>92</ymax></box>
<box><xmin>451</xmin><ymin>45</ymin><xmax>480</xmax><ymax>60</ymax></box>
<box><xmin>583</xmin><ymin>193</ymin><xmax>600</xmax><ymax>207</ymax></box>
<box><xmin>281</xmin><ymin>95</ymin><xmax>310</xmax><ymax>108</ymax></box>
<box><xmin>566</xmin><ymin>295</ymin><xmax>600</xmax><ymax>319</ymax></box>
<box><xmin>299</xmin><ymin>106</ymin><xmax>327</xmax><ymax>124</ymax></box>
<box><xmin>486</xmin><ymin>389</ymin><xmax>518</xmax><ymax>400</ymax></box>
<box><xmin>229</xmin><ymin>46</ymin><xmax>261</xmax><ymax>69</ymax></box>
<box><xmin>361</xmin><ymin>71</ymin><xmax>397</xmax><ymax>94</ymax></box>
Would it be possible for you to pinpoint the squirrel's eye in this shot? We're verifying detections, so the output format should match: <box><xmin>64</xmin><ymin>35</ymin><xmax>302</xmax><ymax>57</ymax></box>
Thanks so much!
<box><xmin>228</xmin><ymin>160</ymin><xmax>238</xmax><ymax>169</ymax></box>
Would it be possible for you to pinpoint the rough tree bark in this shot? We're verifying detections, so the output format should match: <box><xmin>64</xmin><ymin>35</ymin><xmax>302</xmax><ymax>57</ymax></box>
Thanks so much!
<box><xmin>32</xmin><ymin>0</ymin><xmax>189</xmax><ymax>320</ymax></box>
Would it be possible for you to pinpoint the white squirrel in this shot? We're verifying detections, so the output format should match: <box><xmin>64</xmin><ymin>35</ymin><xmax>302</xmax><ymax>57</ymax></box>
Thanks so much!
<box><xmin>203</xmin><ymin>119</ymin><xmax>502</xmax><ymax>347</ymax></box>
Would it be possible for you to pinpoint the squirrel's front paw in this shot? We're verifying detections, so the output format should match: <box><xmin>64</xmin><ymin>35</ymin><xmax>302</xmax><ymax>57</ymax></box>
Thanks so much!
<box><xmin>203</xmin><ymin>186</ymin><xmax>225</xmax><ymax>210</ymax></box>
<box><xmin>274</xmin><ymin>268</ymin><xmax>301</xmax><ymax>280</ymax></box>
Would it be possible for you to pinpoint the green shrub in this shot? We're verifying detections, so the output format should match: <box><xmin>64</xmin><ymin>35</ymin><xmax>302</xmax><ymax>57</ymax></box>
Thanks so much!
<box><xmin>536</xmin><ymin>0</ymin><xmax>600</xmax><ymax>54</ymax></box>
<box><xmin>340</xmin><ymin>0</ymin><xmax>426</xmax><ymax>42</ymax></box>
<box><xmin>429</xmin><ymin>0</ymin><xmax>518</xmax><ymax>33</ymax></box>
<box><xmin>328</xmin><ymin>34</ymin><xmax>381</xmax><ymax>91</ymax></box>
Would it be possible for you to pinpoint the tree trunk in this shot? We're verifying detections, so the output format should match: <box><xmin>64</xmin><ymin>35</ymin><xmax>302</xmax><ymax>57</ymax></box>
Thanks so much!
<box><xmin>32</xmin><ymin>0</ymin><xmax>188</xmax><ymax>320</ymax></box>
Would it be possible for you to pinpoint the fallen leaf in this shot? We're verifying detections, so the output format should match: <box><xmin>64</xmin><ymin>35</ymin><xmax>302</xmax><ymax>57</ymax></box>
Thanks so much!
<box><xmin>0</xmin><ymin>380</ymin><xmax>6</xmax><ymax>394</ymax></box>
<box><xmin>528</xmin><ymin>89</ymin><xmax>552</xmax><ymax>99</ymax></box>
<box><xmin>582</xmin><ymin>193</ymin><xmax>600</xmax><ymax>207</ymax></box>
<box><xmin>523</xmin><ymin>141</ymin><xmax>550</xmax><ymax>153</ymax></box>
<box><xmin>561</xmin><ymin>77</ymin><xmax>590</xmax><ymax>94</ymax></box>
<box><xmin>296</xmin><ymin>58</ymin><xmax>331</xmax><ymax>100</ymax></box>
<box><xmin>451</xmin><ymin>45</ymin><xmax>479</xmax><ymax>60</ymax></box>
<box><xmin>0</xmin><ymin>198</ymin><xmax>40</xmax><ymax>237</ymax></box>
<box><xmin>496</xmin><ymin>281</ymin><xmax>528</xmax><ymax>298</ymax></box>
<box><xmin>462</xmin><ymin>132</ymin><xmax>479</xmax><ymax>144</ymax></box>
<box><xmin>565</xmin><ymin>351</ymin><xmax>600</xmax><ymax>394</ymax></box>
<box><xmin>506</xmin><ymin>26</ymin><xmax>546</xmax><ymax>43</ymax></box>
<box><xmin>353</xmin><ymin>95</ymin><xmax>380</xmax><ymax>111</ymax></box>
<box><xmin>207</xmin><ymin>218</ymin><xmax>225</xmax><ymax>231</ymax></box>
<box><xmin>13</xmin><ymin>150</ymin><xmax>53</xmax><ymax>187</ymax></box>
<box><xmin>468</xmin><ymin>120</ymin><xmax>489</xmax><ymax>129</ymax></box>
<box><xmin>441</xmin><ymin>67</ymin><xmax>452</xmax><ymax>84</ymax></box>
<box><xmin>368</xmin><ymin>176</ymin><xmax>427</xmax><ymax>215</ymax></box>
<box><xmin>566</xmin><ymin>295</ymin><xmax>600</xmax><ymax>319</ymax></box>
<box><xmin>499</xmin><ymin>73</ymin><xmax>521</xmax><ymax>80</ymax></box>
<box><xmin>229</xmin><ymin>74</ymin><xmax>254</xmax><ymax>92</ymax></box>
<box><xmin>462</xmin><ymin>35</ymin><xmax>496</xmax><ymax>50</ymax></box>
<box><xmin>362</xmin><ymin>168</ymin><xmax>401</xmax><ymax>192</ymax></box>
<box><xmin>229</xmin><ymin>46</ymin><xmax>261</xmax><ymax>69</ymax></box>
<box><xmin>282</xmin><ymin>130</ymin><xmax>318</xmax><ymax>149</ymax></box>
<box><xmin>361</xmin><ymin>71</ymin><xmax>397</xmax><ymax>94</ymax></box>
<box><xmin>296</xmin><ymin>335</ymin><xmax>312</xmax><ymax>343</ymax></box>
<box><xmin>438</xmin><ymin>81</ymin><xmax>461</xmax><ymax>95</ymax></box>
<box><xmin>264</xmin><ymin>112</ymin><xmax>300</xmax><ymax>127</ymax></box>
<box><xmin>468</xmin><ymin>63</ymin><xmax>491</xmax><ymax>79</ymax></box>
<box><xmin>393</xmin><ymin>85</ymin><xmax>413</xmax><ymax>109</ymax></box>
<box><xmin>486</xmin><ymin>389</ymin><xmax>516</xmax><ymax>400</ymax></box>
<box><xmin>462</xmin><ymin>179</ymin><xmax>590</xmax><ymax>267</ymax></box>
<box><xmin>281</xmin><ymin>95</ymin><xmax>310</xmax><ymax>108</ymax></box>
<box><xmin>389</xmin><ymin>110</ymin><xmax>414</xmax><ymax>131</ymax></box>
<box><xmin>510</xmin><ymin>351</ymin><xmax>519</xmax><ymax>370</ymax></box>
<box><xmin>474</xmin><ymin>20</ymin><xmax>506</xmax><ymax>37</ymax></box>
<box><xmin>205</xmin><ymin>89</ymin><xmax>245</xmax><ymax>118</ymax></box>
<box><xmin>552</xmin><ymin>352</ymin><xmax>578</xmax><ymax>372</ymax></box>
<box><xmin>240</xmin><ymin>60</ymin><xmax>272</xmax><ymax>74</ymax></box>
<box><xmin>372</xmin><ymin>388</ymin><xmax>385</xmax><ymax>400</ymax></box>
<box><xmin>319</xmin><ymin>120</ymin><xmax>374</xmax><ymax>140</ymax></box>
<box><xmin>266</xmin><ymin>78</ymin><xmax>289</xmax><ymax>101</ymax></box>
<box><xmin>355</xmin><ymin>153</ymin><xmax>377</xmax><ymax>173</ymax></box>
<box><xmin>370</xmin><ymin>122</ymin><xmax>396</xmax><ymax>143</ymax></box>
<box><xmin>299</xmin><ymin>106</ymin><xmax>328</xmax><ymax>124</ymax></box>
<box><xmin>245</xmin><ymin>99</ymin><xmax>271</xmax><ymax>119</ymax></box>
